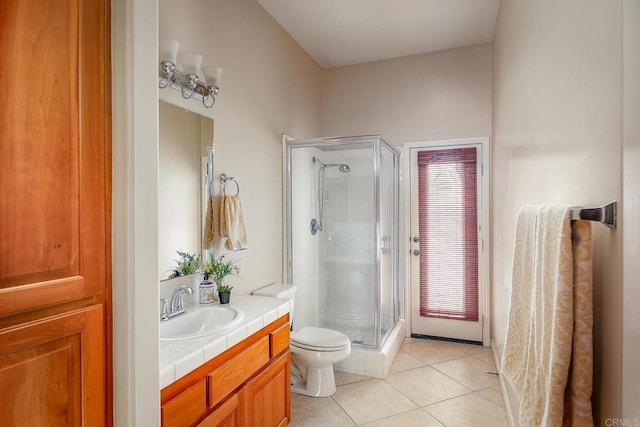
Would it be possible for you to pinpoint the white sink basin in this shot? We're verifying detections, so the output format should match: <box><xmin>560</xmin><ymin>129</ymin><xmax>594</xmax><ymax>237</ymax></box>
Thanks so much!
<box><xmin>160</xmin><ymin>306</ymin><xmax>244</xmax><ymax>341</ymax></box>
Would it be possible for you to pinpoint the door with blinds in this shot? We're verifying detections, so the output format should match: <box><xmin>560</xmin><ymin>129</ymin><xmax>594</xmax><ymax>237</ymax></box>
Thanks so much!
<box><xmin>409</xmin><ymin>142</ymin><xmax>485</xmax><ymax>342</ymax></box>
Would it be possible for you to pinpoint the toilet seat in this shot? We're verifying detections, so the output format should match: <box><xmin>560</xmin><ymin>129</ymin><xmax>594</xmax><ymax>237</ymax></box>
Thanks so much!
<box><xmin>291</xmin><ymin>327</ymin><xmax>351</xmax><ymax>351</ymax></box>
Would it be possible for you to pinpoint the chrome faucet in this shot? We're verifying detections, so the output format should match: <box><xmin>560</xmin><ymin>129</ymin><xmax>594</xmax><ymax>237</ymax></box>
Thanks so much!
<box><xmin>160</xmin><ymin>285</ymin><xmax>193</xmax><ymax>321</ymax></box>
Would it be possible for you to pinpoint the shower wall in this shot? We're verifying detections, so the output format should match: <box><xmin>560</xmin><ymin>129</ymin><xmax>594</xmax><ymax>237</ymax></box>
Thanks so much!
<box><xmin>290</xmin><ymin>146</ymin><xmax>322</xmax><ymax>331</ymax></box>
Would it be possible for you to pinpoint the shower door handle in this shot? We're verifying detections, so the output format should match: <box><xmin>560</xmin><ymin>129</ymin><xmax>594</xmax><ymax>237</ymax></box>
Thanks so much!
<box><xmin>412</xmin><ymin>249</ymin><xmax>420</xmax><ymax>256</ymax></box>
<box><xmin>381</xmin><ymin>236</ymin><xmax>390</xmax><ymax>255</ymax></box>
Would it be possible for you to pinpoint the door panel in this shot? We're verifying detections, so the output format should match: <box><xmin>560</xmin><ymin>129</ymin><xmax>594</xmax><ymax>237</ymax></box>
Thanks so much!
<box><xmin>0</xmin><ymin>0</ymin><xmax>109</xmax><ymax>316</ymax></box>
<box><xmin>0</xmin><ymin>305</ymin><xmax>105</xmax><ymax>425</ymax></box>
<box><xmin>0</xmin><ymin>0</ymin><xmax>79</xmax><ymax>286</ymax></box>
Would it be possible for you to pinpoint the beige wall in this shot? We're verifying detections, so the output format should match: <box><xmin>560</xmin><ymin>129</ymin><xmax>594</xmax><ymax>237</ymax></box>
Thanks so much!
<box><xmin>159</xmin><ymin>0</ymin><xmax>323</xmax><ymax>293</ymax></box>
<box><xmin>112</xmin><ymin>0</ymin><xmax>322</xmax><ymax>422</ymax></box>
<box><xmin>322</xmin><ymin>44</ymin><xmax>492</xmax><ymax>144</ymax></box>
<box><xmin>623</xmin><ymin>0</ymin><xmax>640</xmax><ymax>420</ymax></box>
<box><xmin>492</xmin><ymin>0</ymin><xmax>622</xmax><ymax>422</ymax></box>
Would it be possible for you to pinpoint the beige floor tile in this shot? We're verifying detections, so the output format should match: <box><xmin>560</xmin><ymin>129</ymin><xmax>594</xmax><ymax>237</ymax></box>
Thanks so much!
<box><xmin>458</xmin><ymin>343</ymin><xmax>490</xmax><ymax>354</ymax></box>
<box><xmin>426</xmin><ymin>392</ymin><xmax>508</xmax><ymax>426</ymax></box>
<box><xmin>361</xmin><ymin>408</ymin><xmax>444</xmax><ymax>427</ymax></box>
<box><xmin>291</xmin><ymin>344</ymin><xmax>509</xmax><ymax>426</ymax></box>
<box><xmin>473</xmin><ymin>350</ymin><xmax>497</xmax><ymax>367</ymax></box>
<box><xmin>432</xmin><ymin>356</ymin><xmax>499</xmax><ymax>391</ymax></box>
<box><xmin>386</xmin><ymin>366</ymin><xmax>471</xmax><ymax>406</ymax></box>
<box><xmin>334</xmin><ymin>370</ymin><xmax>370</xmax><ymax>386</ymax></box>
<box><xmin>477</xmin><ymin>385</ymin><xmax>506</xmax><ymax>409</ymax></box>
<box><xmin>388</xmin><ymin>350</ymin><xmax>426</xmax><ymax>374</ymax></box>
<box><xmin>289</xmin><ymin>394</ymin><xmax>355</xmax><ymax>427</ymax></box>
<box><xmin>401</xmin><ymin>340</ymin><xmax>469</xmax><ymax>365</ymax></box>
<box><xmin>402</xmin><ymin>338</ymin><xmax>472</xmax><ymax>353</ymax></box>
<box><xmin>333</xmin><ymin>379</ymin><xmax>418</xmax><ymax>425</ymax></box>
<box><xmin>401</xmin><ymin>337</ymin><xmax>441</xmax><ymax>351</ymax></box>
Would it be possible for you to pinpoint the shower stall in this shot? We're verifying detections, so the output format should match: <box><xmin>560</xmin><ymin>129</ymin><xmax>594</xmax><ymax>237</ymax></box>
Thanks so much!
<box><xmin>284</xmin><ymin>135</ymin><xmax>401</xmax><ymax>355</ymax></box>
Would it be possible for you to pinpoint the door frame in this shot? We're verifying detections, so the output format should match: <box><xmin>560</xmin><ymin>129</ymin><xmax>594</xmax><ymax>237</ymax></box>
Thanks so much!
<box><xmin>402</xmin><ymin>137</ymin><xmax>491</xmax><ymax>346</ymax></box>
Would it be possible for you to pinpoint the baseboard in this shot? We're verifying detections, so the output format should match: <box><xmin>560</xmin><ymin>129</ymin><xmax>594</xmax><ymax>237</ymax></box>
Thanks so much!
<box><xmin>411</xmin><ymin>333</ymin><xmax>482</xmax><ymax>346</ymax></box>
<box><xmin>491</xmin><ymin>339</ymin><xmax>516</xmax><ymax>427</ymax></box>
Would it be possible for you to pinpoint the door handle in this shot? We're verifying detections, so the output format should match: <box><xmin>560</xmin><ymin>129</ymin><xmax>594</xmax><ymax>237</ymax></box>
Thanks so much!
<box><xmin>381</xmin><ymin>236</ymin><xmax>390</xmax><ymax>255</ymax></box>
<box><xmin>412</xmin><ymin>249</ymin><xmax>420</xmax><ymax>256</ymax></box>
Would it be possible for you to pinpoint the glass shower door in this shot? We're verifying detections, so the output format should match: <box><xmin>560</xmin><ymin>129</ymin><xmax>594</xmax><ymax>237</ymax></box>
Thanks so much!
<box><xmin>320</xmin><ymin>144</ymin><xmax>376</xmax><ymax>346</ymax></box>
<box><xmin>378</xmin><ymin>141</ymin><xmax>399</xmax><ymax>345</ymax></box>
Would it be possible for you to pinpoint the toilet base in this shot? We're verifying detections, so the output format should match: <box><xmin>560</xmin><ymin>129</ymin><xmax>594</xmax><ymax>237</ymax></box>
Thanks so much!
<box><xmin>291</xmin><ymin>364</ymin><xmax>337</xmax><ymax>397</ymax></box>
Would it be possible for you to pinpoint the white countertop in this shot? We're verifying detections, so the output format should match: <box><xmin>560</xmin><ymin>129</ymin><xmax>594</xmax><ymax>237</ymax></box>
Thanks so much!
<box><xmin>160</xmin><ymin>295</ymin><xmax>290</xmax><ymax>389</ymax></box>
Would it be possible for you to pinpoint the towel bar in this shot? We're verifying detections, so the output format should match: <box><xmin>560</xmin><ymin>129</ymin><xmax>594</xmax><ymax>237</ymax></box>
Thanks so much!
<box><xmin>220</xmin><ymin>173</ymin><xmax>240</xmax><ymax>196</ymax></box>
<box><xmin>569</xmin><ymin>201</ymin><xmax>617</xmax><ymax>228</ymax></box>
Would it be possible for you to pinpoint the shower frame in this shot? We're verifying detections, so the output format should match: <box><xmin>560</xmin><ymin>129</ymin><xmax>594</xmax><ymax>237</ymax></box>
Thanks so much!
<box><xmin>283</xmin><ymin>134</ymin><xmax>401</xmax><ymax>349</ymax></box>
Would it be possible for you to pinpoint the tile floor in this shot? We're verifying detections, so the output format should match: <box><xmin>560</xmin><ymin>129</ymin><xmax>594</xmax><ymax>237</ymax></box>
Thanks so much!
<box><xmin>290</xmin><ymin>337</ymin><xmax>508</xmax><ymax>426</ymax></box>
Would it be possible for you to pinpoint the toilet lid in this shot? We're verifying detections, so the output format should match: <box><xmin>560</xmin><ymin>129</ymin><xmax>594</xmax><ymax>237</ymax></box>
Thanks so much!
<box><xmin>291</xmin><ymin>327</ymin><xmax>351</xmax><ymax>349</ymax></box>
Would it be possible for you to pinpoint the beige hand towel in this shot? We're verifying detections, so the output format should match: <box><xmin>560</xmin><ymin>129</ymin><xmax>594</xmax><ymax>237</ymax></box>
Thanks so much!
<box><xmin>563</xmin><ymin>220</ymin><xmax>593</xmax><ymax>427</ymax></box>
<box><xmin>219</xmin><ymin>194</ymin><xmax>248</xmax><ymax>251</ymax></box>
<box><xmin>203</xmin><ymin>195</ymin><xmax>215</xmax><ymax>248</ymax></box>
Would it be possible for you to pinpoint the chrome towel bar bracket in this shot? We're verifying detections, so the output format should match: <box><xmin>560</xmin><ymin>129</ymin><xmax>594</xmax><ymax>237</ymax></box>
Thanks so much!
<box><xmin>569</xmin><ymin>201</ymin><xmax>617</xmax><ymax>228</ymax></box>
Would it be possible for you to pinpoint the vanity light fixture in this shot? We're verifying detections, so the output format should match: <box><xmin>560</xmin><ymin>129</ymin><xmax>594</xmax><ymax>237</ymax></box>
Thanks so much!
<box><xmin>158</xmin><ymin>39</ymin><xmax>223</xmax><ymax>108</ymax></box>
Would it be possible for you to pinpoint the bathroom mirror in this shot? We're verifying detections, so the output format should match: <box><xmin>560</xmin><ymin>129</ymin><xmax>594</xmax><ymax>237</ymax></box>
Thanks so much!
<box><xmin>158</xmin><ymin>101</ymin><xmax>214</xmax><ymax>280</ymax></box>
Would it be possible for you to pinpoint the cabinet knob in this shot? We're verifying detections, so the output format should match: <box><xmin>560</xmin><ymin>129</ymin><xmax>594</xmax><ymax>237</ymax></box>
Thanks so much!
<box><xmin>413</xmin><ymin>249</ymin><xmax>420</xmax><ymax>256</ymax></box>
<box><xmin>412</xmin><ymin>236</ymin><xmax>420</xmax><ymax>243</ymax></box>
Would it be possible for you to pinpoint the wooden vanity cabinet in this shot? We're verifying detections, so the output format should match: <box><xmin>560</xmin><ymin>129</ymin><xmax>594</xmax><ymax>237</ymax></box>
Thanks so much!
<box><xmin>161</xmin><ymin>315</ymin><xmax>291</xmax><ymax>427</ymax></box>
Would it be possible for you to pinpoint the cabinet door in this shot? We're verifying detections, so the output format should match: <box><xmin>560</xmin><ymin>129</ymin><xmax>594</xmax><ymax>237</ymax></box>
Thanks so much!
<box><xmin>0</xmin><ymin>305</ymin><xmax>105</xmax><ymax>425</ymax></box>
<box><xmin>0</xmin><ymin>0</ymin><xmax>110</xmax><ymax>315</ymax></box>
<box><xmin>198</xmin><ymin>395</ymin><xmax>240</xmax><ymax>427</ymax></box>
<box><xmin>240</xmin><ymin>352</ymin><xmax>291</xmax><ymax>427</ymax></box>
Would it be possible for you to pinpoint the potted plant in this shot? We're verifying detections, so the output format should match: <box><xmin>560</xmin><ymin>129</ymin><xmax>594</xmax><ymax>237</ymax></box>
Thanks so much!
<box><xmin>168</xmin><ymin>249</ymin><xmax>200</xmax><ymax>278</ymax></box>
<box><xmin>203</xmin><ymin>254</ymin><xmax>239</xmax><ymax>304</ymax></box>
<box><xmin>216</xmin><ymin>283</ymin><xmax>234</xmax><ymax>304</ymax></box>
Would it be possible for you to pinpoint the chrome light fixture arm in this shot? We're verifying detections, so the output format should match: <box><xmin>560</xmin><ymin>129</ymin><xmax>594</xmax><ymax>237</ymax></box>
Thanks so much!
<box><xmin>158</xmin><ymin>63</ymin><xmax>220</xmax><ymax>108</ymax></box>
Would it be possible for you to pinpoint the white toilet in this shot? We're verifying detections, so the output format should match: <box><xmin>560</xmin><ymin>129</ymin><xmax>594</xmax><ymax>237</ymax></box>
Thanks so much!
<box><xmin>253</xmin><ymin>283</ymin><xmax>351</xmax><ymax>397</ymax></box>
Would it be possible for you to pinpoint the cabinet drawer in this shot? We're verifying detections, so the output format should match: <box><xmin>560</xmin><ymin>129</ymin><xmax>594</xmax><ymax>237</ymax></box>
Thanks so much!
<box><xmin>208</xmin><ymin>336</ymin><xmax>270</xmax><ymax>409</ymax></box>
<box><xmin>162</xmin><ymin>378</ymin><xmax>206</xmax><ymax>427</ymax></box>
<box><xmin>270</xmin><ymin>323</ymin><xmax>290</xmax><ymax>357</ymax></box>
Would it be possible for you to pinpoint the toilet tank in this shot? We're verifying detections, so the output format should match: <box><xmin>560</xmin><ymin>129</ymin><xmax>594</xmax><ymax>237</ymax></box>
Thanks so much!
<box><xmin>252</xmin><ymin>283</ymin><xmax>297</xmax><ymax>323</ymax></box>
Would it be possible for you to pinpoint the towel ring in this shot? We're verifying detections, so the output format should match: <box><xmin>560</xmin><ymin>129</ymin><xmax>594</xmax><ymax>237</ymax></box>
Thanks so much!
<box><xmin>220</xmin><ymin>173</ymin><xmax>240</xmax><ymax>196</ymax></box>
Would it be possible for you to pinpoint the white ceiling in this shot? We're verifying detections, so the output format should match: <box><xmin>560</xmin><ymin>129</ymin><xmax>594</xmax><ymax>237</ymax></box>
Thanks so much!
<box><xmin>256</xmin><ymin>0</ymin><xmax>500</xmax><ymax>69</ymax></box>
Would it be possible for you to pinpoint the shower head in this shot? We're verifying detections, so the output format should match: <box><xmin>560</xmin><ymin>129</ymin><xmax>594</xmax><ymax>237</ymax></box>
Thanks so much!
<box><xmin>313</xmin><ymin>156</ymin><xmax>351</xmax><ymax>173</ymax></box>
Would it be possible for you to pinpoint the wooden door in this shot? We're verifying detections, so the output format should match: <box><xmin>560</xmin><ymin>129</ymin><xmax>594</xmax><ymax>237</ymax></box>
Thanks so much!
<box><xmin>239</xmin><ymin>353</ymin><xmax>291</xmax><ymax>427</ymax></box>
<box><xmin>0</xmin><ymin>0</ymin><xmax>111</xmax><ymax>424</ymax></box>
